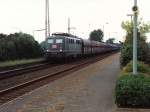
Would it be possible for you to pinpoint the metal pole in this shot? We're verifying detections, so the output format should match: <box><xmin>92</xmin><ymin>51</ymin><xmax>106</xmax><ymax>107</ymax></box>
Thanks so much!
<box><xmin>103</xmin><ymin>22</ymin><xmax>108</xmax><ymax>40</ymax></box>
<box><xmin>45</xmin><ymin>0</ymin><xmax>48</xmax><ymax>38</ymax></box>
<box><xmin>68</xmin><ymin>18</ymin><xmax>70</xmax><ymax>34</ymax></box>
<box><xmin>47</xmin><ymin>0</ymin><xmax>50</xmax><ymax>37</ymax></box>
<box><xmin>103</xmin><ymin>25</ymin><xmax>104</xmax><ymax>38</ymax></box>
<box><xmin>33</xmin><ymin>30</ymin><xmax>35</xmax><ymax>37</ymax></box>
<box><xmin>133</xmin><ymin>0</ymin><xmax>138</xmax><ymax>75</ymax></box>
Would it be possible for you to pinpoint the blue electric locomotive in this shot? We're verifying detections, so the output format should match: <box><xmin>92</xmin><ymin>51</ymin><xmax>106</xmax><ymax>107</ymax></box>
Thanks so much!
<box><xmin>45</xmin><ymin>33</ymin><xmax>82</xmax><ymax>59</ymax></box>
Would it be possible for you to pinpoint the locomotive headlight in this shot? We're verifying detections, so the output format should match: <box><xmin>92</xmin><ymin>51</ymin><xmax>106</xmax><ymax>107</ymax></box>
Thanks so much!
<box><xmin>60</xmin><ymin>49</ymin><xmax>62</xmax><ymax>52</ymax></box>
<box><xmin>46</xmin><ymin>50</ymin><xmax>49</xmax><ymax>52</ymax></box>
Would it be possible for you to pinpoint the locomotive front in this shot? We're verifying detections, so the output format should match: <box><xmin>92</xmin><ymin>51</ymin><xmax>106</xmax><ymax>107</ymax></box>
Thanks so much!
<box><xmin>45</xmin><ymin>35</ymin><xmax>66</xmax><ymax>59</ymax></box>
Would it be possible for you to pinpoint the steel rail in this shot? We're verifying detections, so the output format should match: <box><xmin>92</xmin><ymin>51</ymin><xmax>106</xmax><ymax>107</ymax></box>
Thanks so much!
<box><xmin>0</xmin><ymin>63</ymin><xmax>50</xmax><ymax>80</ymax></box>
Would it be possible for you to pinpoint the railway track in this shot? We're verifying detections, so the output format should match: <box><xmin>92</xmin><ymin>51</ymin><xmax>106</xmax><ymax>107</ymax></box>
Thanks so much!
<box><xmin>0</xmin><ymin>52</ymin><xmax>117</xmax><ymax>105</ymax></box>
<box><xmin>0</xmin><ymin>63</ymin><xmax>52</xmax><ymax>80</ymax></box>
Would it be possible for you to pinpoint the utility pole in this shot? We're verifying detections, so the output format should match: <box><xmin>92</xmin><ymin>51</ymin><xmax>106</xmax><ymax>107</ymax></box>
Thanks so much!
<box><xmin>45</xmin><ymin>0</ymin><xmax>48</xmax><ymax>38</ymax></box>
<box><xmin>103</xmin><ymin>22</ymin><xmax>108</xmax><ymax>40</ymax></box>
<box><xmin>68</xmin><ymin>18</ymin><xmax>71</xmax><ymax>34</ymax></box>
<box><xmin>45</xmin><ymin>0</ymin><xmax>50</xmax><ymax>38</ymax></box>
<box><xmin>102</xmin><ymin>25</ymin><xmax>104</xmax><ymax>37</ymax></box>
<box><xmin>47</xmin><ymin>0</ymin><xmax>50</xmax><ymax>37</ymax></box>
<box><xmin>67</xmin><ymin>18</ymin><xmax>76</xmax><ymax>34</ymax></box>
<box><xmin>132</xmin><ymin>0</ymin><xmax>138</xmax><ymax>75</ymax></box>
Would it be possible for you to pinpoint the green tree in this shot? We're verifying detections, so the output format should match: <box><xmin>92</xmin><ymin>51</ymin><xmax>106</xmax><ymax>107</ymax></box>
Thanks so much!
<box><xmin>89</xmin><ymin>29</ymin><xmax>103</xmax><ymax>42</ymax></box>
<box><xmin>0</xmin><ymin>32</ymin><xmax>43</xmax><ymax>61</ymax></box>
<box><xmin>106</xmin><ymin>38</ymin><xmax>115</xmax><ymax>44</ymax></box>
<box><xmin>120</xmin><ymin>20</ymin><xmax>150</xmax><ymax>66</ymax></box>
<box><xmin>0</xmin><ymin>33</ymin><xmax>7</xmax><ymax>39</ymax></box>
<box><xmin>148</xmin><ymin>42</ymin><xmax>150</xmax><ymax>48</ymax></box>
<box><xmin>40</xmin><ymin>41</ymin><xmax>47</xmax><ymax>51</ymax></box>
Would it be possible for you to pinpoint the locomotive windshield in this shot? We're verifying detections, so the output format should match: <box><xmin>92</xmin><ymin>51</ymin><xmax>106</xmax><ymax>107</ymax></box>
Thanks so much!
<box><xmin>56</xmin><ymin>39</ymin><xmax>63</xmax><ymax>43</ymax></box>
<box><xmin>47</xmin><ymin>39</ymin><xmax>54</xmax><ymax>44</ymax></box>
<box><xmin>47</xmin><ymin>38</ymin><xmax>63</xmax><ymax>44</ymax></box>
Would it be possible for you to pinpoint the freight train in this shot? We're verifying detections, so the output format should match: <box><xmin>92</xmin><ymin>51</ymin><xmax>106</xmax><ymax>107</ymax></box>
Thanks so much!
<box><xmin>45</xmin><ymin>32</ymin><xmax>119</xmax><ymax>60</ymax></box>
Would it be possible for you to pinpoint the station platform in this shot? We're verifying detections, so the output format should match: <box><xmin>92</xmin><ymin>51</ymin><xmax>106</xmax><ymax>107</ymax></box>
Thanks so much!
<box><xmin>0</xmin><ymin>53</ymin><xmax>120</xmax><ymax>112</ymax></box>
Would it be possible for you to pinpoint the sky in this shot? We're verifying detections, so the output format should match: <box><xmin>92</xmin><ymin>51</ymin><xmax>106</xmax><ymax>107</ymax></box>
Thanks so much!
<box><xmin>0</xmin><ymin>0</ymin><xmax>150</xmax><ymax>43</ymax></box>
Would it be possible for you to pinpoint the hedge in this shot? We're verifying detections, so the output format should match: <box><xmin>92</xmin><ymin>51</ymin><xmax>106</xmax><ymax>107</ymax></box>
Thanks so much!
<box><xmin>115</xmin><ymin>74</ymin><xmax>150</xmax><ymax>107</ymax></box>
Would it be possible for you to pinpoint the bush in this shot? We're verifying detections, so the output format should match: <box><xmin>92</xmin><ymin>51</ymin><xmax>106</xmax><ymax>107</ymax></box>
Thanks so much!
<box><xmin>123</xmin><ymin>61</ymin><xmax>150</xmax><ymax>73</ymax></box>
<box><xmin>120</xmin><ymin>43</ymin><xmax>132</xmax><ymax>67</ymax></box>
<box><xmin>115</xmin><ymin>74</ymin><xmax>150</xmax><ymax>107</ymax></box>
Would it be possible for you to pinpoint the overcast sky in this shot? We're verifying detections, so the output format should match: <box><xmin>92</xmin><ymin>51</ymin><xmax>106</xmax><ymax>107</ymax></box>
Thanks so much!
<box><xmin>0</xmin><ymin>0</ymin><xmax>150</xmax><ymax>42</ymax></box>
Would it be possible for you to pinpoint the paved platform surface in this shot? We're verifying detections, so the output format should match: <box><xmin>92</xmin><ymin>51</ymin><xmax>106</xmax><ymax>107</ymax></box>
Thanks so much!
<box><xmin>0</xmin><ymin>53</ymin><xmax>120</xmax><ymax>112</ymax></box>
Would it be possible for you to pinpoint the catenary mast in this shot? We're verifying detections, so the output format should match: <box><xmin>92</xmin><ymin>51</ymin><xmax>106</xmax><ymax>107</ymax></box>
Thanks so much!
<box><xmin>45</xmin><ymin>0</ymin><xmax>50</xmax><ymax>38</ymax></box>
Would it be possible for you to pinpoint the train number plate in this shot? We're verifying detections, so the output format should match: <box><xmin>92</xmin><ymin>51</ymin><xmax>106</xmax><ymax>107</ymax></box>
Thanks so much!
<box><xmin>52</xmin><ymin>45</ymin><xmax>57</xmax><ymax>48</ymax></box>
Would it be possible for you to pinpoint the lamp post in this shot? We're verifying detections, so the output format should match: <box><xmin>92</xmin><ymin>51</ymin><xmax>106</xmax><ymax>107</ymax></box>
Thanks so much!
<box><xmin>132</xmin><ymin>0</ymin><xmax>138</xmax><ymax>75</ymax></box>
<box><xmin>127</xmin><ymin>14</ymin><xmax>133</xmax><ymax>23</ymax></box>
<box><xmin>33</xmin><ymin>29</ymin><xmax>45</xmax><ymax>38</ymax></box>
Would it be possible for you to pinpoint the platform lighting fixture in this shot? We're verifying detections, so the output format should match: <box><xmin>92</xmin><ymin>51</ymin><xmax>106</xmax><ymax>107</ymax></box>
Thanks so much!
<box><xmin>33</xmin><ymin>29</ymin><xmax>46</xmax><ymax>37</ymax></box>
<box><xmin>127</xmin><ymin>14</ymin><xmax>133</xmax><ymax>23</ymax></box>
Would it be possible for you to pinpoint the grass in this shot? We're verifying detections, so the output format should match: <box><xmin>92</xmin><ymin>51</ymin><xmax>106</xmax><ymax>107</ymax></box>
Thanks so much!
<box><xmin>0</xmin><ymin>58</ymin><xmax>45</xmax><ymax>68</ymax></box>
<box><xmin>121</xmin><ymin>61</ymin><xmax>150</xmax><ymax>76</ymax></box>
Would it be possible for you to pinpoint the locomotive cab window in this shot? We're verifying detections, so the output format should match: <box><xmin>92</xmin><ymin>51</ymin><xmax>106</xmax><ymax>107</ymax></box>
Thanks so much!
<box><xmin>56</xmin><ymin>39</ymin><xmax>63</xmax><ymax>43</ymax></box>
<box><xmin>47</xmin><ymin>39</ymin><xmax>54</xmax><ymax>44</ymax></box>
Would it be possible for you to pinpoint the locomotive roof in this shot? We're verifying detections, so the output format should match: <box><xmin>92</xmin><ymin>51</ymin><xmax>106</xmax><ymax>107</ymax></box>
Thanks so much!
<box><xmin>51</xmin><ymin>32</ymin><xmax>82</xmax><ymax>40</ymax></box>
<box><xmin>52</xmin><ymin>32</ymin><xmax>77</xmax><ymax>38</ymax></box>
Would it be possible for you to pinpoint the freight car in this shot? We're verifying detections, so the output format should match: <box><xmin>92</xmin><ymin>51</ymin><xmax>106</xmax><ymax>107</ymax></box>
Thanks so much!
<box><xmin>45</xmin><ymin>32</ymin><xmax>118</xmax><ymax>60</ymax></box>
